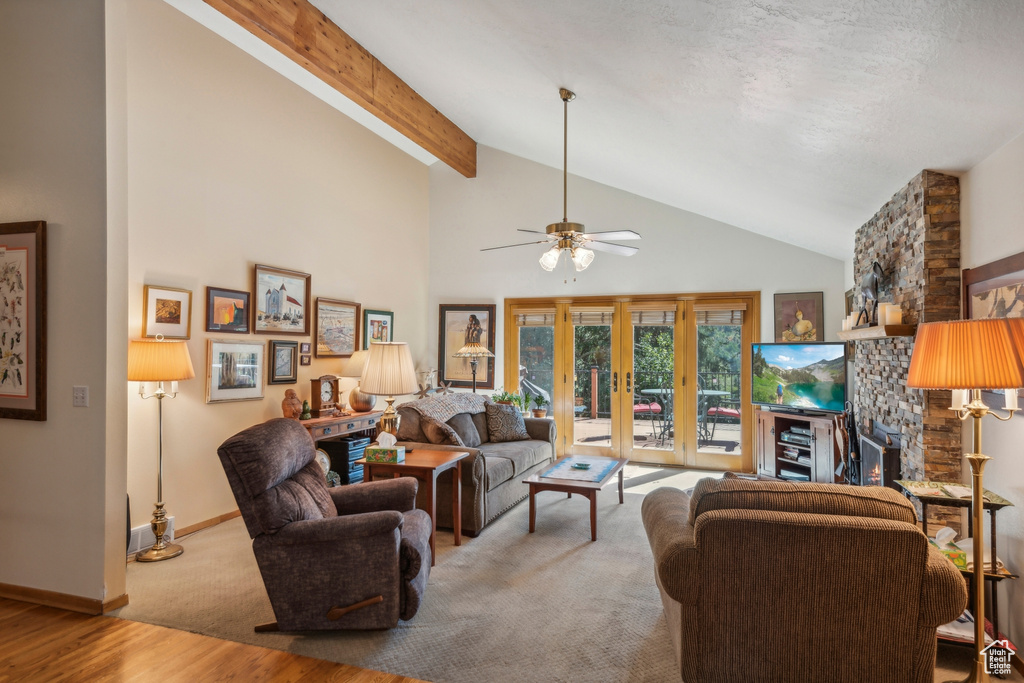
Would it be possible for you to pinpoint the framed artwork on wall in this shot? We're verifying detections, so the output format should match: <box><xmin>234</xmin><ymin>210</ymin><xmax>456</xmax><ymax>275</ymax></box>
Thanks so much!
<box><xmin>143</xmin><ymin>285</ymin><xmax>192</xmax><ymax>339</ymax></box>
<box><xmin>438</xmin><ymin>304</ymin><xmax>496</xmax><ymax>390</ymax></box>
<box><xmin>963</xmin><ymin>249</ymin><xmax>1024</xmax><ymax>417</ymax></box>
<box><xmin>774</xmin><ymin>292</ymin><xmax>823</xmax><ymax>342</ymax></box>
<box><xmin>363</xmin><ymin>309</ymin><xmax>394</xmax><ymax>348</ymax></box>
<box><xmin>315</xmin><ymin>298</ymin><xmax>360</xmax><ymax>358</ymax></box>
<box><xmin>253</xmin><ymin>264</ymin><xmax>310</xmax><ymax>335</ymax></box>
<box><xmin>205</xmin><ymin>286</ymin><xmax>249</xmax><ymax>334</ymax></box>
<box><xmin>268</xmin><ymin>340</ymin><xmax>298</xmax><ymax>384</ymax></box>
<box><xmin>207</xmin><ymin>339</ymin><xmax>265</xmax><ymax>403</ymax></box>
<box><xmin>300</xmin><ymin>355</ymin><xmax>311</xmax><ymax>366</ymax></box>
<box><xmin>0</xmin><ymin>220</ymin><xmax>47</xmax><ymax>421</ymax></box>
<box><xmin>300</xmin><ymin>342</ymin><xmax>311</xmax><ymax>354</ymax></box>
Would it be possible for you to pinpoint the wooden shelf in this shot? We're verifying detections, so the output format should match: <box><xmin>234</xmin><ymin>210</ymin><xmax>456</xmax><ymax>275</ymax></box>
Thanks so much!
<box><xmin>836</xmin><ymin>324</ymin><xmax>917</xmax><ymax>341</ymax></box>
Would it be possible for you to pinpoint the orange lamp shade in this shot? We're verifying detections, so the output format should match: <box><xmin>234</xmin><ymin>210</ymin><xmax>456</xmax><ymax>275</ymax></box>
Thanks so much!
<box><xmin>127</xmin><ymin>339</ymin><xmax>196</xmax><ymax>382</ymax></box>
<box><xmin>907</xmin><ymin>318</ymin><xmax>1024</xmax><ymax>390</ymax></box>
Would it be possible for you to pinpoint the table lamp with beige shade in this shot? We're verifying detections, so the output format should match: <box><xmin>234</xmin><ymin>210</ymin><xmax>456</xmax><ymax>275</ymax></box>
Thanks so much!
<box><xmin>127</xmin><ymin>337</ymin><xmax>195</xmax><ymax>562</ymax></box>
<box><xmin>360</xmin><ymin>342</ymin><xmax>420</xmax><ymax>437</ymax></box>
<box><xmin>452</xmin><ymin>341</ymin><xmax>494</xmax><ymax>394</ymax></box>
<box><xmin>341</xmin><ymin>349</ymin><xmax>375</xmax><ymax>412</ymax></box>
<box><xmin>907</xmin><ymin>317</ymin><xmax>1024</xmax><ymax>683</ymax></box>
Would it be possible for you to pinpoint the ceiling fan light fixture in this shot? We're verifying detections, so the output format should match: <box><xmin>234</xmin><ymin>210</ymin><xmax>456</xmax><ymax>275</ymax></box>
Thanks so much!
<box><xmin>539</xmin><ymin>245</ymin><xmax>561</xmax><ymax>271</ymax></box>
<box><xmin>572</xmin><ymin>247</ymin><xmax>594</xmax><ymax>271</ymax></box>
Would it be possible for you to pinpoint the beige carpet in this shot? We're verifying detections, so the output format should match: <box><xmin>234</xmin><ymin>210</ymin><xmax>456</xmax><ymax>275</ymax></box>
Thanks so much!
<box><xmin>112</xmin><ymin>466</ymin><xmax>1020</xmax><ymax>683</ymax></box>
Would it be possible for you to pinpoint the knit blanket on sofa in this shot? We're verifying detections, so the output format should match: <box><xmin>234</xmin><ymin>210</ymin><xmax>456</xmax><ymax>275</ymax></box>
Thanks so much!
<box><xmin>399</xmin><ymin>393</ymin><xmax>488</xmax><ymax>446</ymax></box>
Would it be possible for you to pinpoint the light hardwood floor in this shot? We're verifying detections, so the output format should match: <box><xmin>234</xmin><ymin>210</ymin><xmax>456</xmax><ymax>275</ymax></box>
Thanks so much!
<box><xmin>0</xmin><ymin>598</ymin><xmax>425</xmax><ymax>682</ymax></box>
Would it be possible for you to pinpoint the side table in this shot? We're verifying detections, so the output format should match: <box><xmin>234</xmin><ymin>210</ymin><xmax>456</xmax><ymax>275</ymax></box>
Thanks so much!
<box><xmin>355</xmin><ymin>449</ymin><xmax>470</xmax><ymax>566</ymax></box>
<box><xmin>895</xmin><ymin>480</ymin><xmax>1018</xmax><ymax>638</ymax></box>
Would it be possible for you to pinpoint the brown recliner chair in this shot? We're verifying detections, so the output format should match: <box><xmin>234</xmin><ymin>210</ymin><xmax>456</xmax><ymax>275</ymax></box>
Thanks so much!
<box><xmin>217</xmin><ymin>418</ymin><xmax>431</xmax><ymax>631</ymax></box>
<box><xmin>642</xmin><ymin>477</ymin><xmax>968</xmax><ymax>683</ymax></box>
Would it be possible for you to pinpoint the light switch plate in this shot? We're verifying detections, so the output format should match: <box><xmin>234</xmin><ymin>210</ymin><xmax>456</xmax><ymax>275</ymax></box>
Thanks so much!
<box><xmin>73</xmin><ymin>385</ymin><xmax>89</xmax><ymax>407</ymax></box>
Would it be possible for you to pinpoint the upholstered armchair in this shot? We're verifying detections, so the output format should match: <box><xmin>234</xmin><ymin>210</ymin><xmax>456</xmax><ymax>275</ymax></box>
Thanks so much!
<box><xmin>642</xmin><ymin>477</ymin><xmax>968</xmax><ymax>683</ymax></box>
<box><xmin>217</xmin><ymin>418</ymin><xmax>431</xmax><ymax>631</ymax></box>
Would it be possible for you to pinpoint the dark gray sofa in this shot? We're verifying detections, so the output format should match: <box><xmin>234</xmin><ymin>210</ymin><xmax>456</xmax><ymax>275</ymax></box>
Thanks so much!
<box><xmin>396</xmin><ymin>404</ymin><xmax>556</xmax><ymax>536</ymax></box>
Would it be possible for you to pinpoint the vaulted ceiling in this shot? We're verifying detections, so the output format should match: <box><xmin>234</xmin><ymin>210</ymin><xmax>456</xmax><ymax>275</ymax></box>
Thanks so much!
<box><xmin>184</xmin><ymin>0</ymin><xmax>1024</xmax><ymax>260</ymax></box>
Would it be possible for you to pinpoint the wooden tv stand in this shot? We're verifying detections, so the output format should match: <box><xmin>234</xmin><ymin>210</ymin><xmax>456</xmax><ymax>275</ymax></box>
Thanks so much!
<box><xmin>755</xmin><ymin>409</ymin><xmax>841</xmax><ymax>483</ymax></box>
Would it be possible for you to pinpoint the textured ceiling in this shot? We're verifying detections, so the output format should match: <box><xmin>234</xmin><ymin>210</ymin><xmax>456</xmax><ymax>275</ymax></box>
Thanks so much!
<box><xmin>306</xmin><ymin>0</ymin><xmax>1024</xmax><ymax>259</ymax></box>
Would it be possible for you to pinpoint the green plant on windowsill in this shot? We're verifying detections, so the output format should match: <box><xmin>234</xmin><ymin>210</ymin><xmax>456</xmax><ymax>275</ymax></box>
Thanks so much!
<box><xmin>491</xmin><ymin>388</ymin><xmax>516</xmax><ymax>405</ymax></box>
<box><xmin>530</xmin><ymin>392</ymin><xmax>548</xmax><ymax>418</ymax></box>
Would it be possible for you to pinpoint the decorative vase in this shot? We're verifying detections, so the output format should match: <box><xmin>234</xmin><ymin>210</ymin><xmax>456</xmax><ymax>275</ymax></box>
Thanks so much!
<box><xmin>349</xmin><ymin>385</ymin><xmax>376</xmax><ymax>413</ymax></box>
<box><xmin>299</xmin><ymin>400</ymin><xmax>312</xmax><ymax>421</ymax></box>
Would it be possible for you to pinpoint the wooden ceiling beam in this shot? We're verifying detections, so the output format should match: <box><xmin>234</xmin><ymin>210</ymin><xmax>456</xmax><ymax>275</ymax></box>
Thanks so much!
<box><xmin>205</xmin><ymin>0</ymin><xmax>477</xmax><ymax>177</ymax></box>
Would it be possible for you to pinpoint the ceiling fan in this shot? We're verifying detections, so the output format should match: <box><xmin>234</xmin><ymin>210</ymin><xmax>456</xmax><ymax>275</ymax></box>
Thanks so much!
<box><xmin>483</xmin><ymin>88</ymin><xmax>641</xmax><ymax>272</ymax></box>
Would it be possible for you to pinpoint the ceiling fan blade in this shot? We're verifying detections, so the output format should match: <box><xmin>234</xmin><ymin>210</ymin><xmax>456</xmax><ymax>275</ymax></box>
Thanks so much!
<box><xmin>579</xmin><ymin>230</ymin><xmax>641</xmax><ymax>241</ymax></box>
<box><xmin>584</xmin><ymin>241</ymin><xmax>639</xmax><ymax>256</ymax></box>
<box><xmin>517</xmin><ymin>229</ymin><xmax>557</xmax><ymax>238</ymax></box>
<box><xmin>481</xmin><ymin>240</ymin><xmax>556</xmax><ymax>252</ymax></box>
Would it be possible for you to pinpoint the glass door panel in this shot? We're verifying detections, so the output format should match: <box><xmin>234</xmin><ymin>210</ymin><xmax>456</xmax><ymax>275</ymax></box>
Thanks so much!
<box><xmin>631</xmin><ymin>323</ymin><xmax>676</xmax><ymax>455</ymax></box>
<box><xmin>572</xmin><ymin>323</ymin><xmax>613</xmax><ymax>449</ymax></box>
<box><xmin>518</xmin><ymin>326</ymin><xmax>554</xmax><ymax>410</ymax></box>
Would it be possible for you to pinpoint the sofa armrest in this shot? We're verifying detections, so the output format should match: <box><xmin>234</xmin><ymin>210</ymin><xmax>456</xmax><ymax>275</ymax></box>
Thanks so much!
<box><xmin>330</xmin><ymin>478</ymin><xmax>418</xmax><ymax>515</ymax></box>
<box><xmin>918</xmin><ymin>545</ymin><xmax>969</xmax><ymax>628</ymax></box>
<box><xmin>396</xmin><ymin>440</ymin><xmax>482</xmax><ymax>458</ymax></box>
<box><xmin>524</xmin><ymin>418</ymin><xmax>556</xmax><ymax>449</ymax></box>
<box><xmin>641</xmin><ymin>487</ymin><xmax>698</xmax><ymax>606</ymax></box>
<box><xmin>266</xmin><ymin>510</ymin><xmax>404</xmax><ymax>545</ymax></box>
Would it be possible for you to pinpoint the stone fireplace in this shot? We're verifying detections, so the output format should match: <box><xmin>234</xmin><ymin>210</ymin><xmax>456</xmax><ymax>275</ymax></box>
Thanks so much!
<box><xmin>853</xmin><ymin>170</ymin><xmax>962</xmax><ymax>526</ymax></box>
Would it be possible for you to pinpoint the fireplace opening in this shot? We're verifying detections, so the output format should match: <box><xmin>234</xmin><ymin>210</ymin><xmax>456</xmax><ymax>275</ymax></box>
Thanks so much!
<box><xmin>856</xmin><ymin>421</ymin><xmax>901</xmax><ymax>488</ymax></box>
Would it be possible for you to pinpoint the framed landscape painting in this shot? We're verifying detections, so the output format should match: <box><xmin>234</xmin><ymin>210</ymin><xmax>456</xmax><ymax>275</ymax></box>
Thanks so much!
<box><xmin>438</xmin><ymin>304</ymin><xmax>495</xmax><ymax>389</ymax></box>
<box><xmin>205</xmin><ymin>286</ymin><xmax>249</xmax><ymax>334</ymax></box>
<box><xmin>0</xmin><ymin>220</ymin><xmax>47</xmax><ymax>421</ymax></box>
<box><xmin>774</xmin><ymin>292</ymin><xmax>823</xmax><ymax>342</ymax></box>
<box><xmin>207</xmin><ymin>339</ymin><xmax>265</xmax><ymax>403</ymax></box>
<box><xmin>268</xmin><ymin>340</ymin><xmax>298</xmax><ymax>384</ymax></box>
<box><xmin>315</xmin><ymin>298</ymin><xmax>360</xmax><ymax>358</ymax></box>
<box><xmin>363</xmin><ymin>309</ymin><xmax>393</xmax><ymax>348</ymax></box>
<box><xmin>253</xmin><ymin>264</ymin><xmax>310</xmax><ymax>335</ymax></box>
<box><xmin>143</xmin><ymin>285</ymin><xmax>192</xmax><ymax>339</ymax></box>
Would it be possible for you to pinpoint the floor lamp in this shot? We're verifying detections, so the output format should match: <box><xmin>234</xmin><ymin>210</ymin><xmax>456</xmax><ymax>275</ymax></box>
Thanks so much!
<box><xmin>907</xmin><ymin>318</ymin><xmax>1024</xmax><ymax>683</ymax></box>
<box><xmin>127</xmin><ymin>337</ymin><xmax>195</xmax><ymax>562</ymax></box>
<box><xmin>453</xmin><ymin>341</ymin><xmax>494</xmax><ymax>393</ymax></box>
<box><xmin>360</xmin><ymin>342</ymin><xmax>420</xmax><ymax>438</ymax></box>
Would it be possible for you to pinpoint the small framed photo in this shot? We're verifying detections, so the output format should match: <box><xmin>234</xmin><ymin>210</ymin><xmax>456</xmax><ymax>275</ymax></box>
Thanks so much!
<box><xmin>363</xmin><ymin>309</ymin><xmax>394</xmax><ymax>348</ymax></box>
<box><xmin>254</xmin><ymin>264</ymin><xmax>310</xmax><ymax>335</ymax></box>
<box><xmin>300</xmin><ymin>342</ymin><xmax>311</xmax><ymax>354</ymax></box>
<box><xmin>269</xmin><ymin>340</ymin><xmax>298</xmax><ymax>384</ymax></box>
<box><xmin>207</xmin><ymin>339</ymin><xmax>265</xmax><ymax>403</ymax></box>
<box><xmin>205</xmin><ymin>286</ymin><xmax>249</xmax><ymax>334</ymax></box>
<box><xmin>143</xmin><ymin>285</ymin><xmax>192</xmax><ymax>339</ymax></box>
<box><xmin>774</xmin><ymin>292</ymin><xmax>823</xmax><ymax>342</ymax></box>
<box><xmin>438</xmin><ymin>304</ymin><xmax>496</xmax><ymax>390</ymax></box>
<box><xmin>300</xmin><ymin>355</ymin><xmax>311</xmax><ymax>366</ymax></box>
<box><xmin>315</xmin><ymin>298</ymin><xmax>360</xmax><ymax>358</ymax></box>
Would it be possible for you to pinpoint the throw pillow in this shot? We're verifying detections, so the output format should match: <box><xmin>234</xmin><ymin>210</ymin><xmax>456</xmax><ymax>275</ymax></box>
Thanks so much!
<box><xmin>447</xmin><ymin>413</ymin><xmax>481</xmax><ymax>448</ymax></box>
<box><xmin>397</xmin><ymin>408</ymin><xmax>426</xmax><ymax>442</ymax></box>
<box><xmin>471</xmin><ymin>412</ymin><xmax>490</xmax><ymax>444</ymax></box>
<box><xmin>485</xmin><ymin>402</ymin><xmax>530</xmax><ymax>443</ymax></box>
<box><xmin>421</xmin><ymin>418</ymin><xmax>453</xmax><ymax>445</ymax></box>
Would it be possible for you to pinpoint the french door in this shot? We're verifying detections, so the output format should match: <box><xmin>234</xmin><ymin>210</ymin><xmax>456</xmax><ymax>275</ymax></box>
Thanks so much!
<box><xmin>506</xmin><ymin>294</ymin><xmax>758</xmax><ymax>471</ymax></box>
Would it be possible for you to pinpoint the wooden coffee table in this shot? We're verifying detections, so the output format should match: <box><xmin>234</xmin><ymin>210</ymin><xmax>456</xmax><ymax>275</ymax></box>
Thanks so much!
<box><xmin>524</xmin><ymin>455</ymin><xmax>629</xmax><ymax>541</ymax></box>
<box><xmin>355</xmin><ymin>449</ymin><xmax>470</xmax><ymax>566</ymax></box>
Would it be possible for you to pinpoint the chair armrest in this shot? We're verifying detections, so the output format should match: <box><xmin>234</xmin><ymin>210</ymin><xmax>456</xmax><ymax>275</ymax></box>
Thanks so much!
<box><xmin>641</xmin><ymin>487</ymin><xmax>698</xmax><ymax>606</ymax></box>
<box><xmin>918</xmin><ymin>545</ymin><xmax>969</xmax><ymax>628</ymax></box>
<box><xmin>267</xmin><ymin>510</ymin><xmax>404</xmax><ymax>545</ymax></box>
<box><xmin>524</xmin><ymin>418</ymin><xmax>556</xmax><ymax>448</ymax></box>
<box><xmin>330</xmin><ymin>478</ymin><xmax>418</xmax><ymax>514</ymax></box>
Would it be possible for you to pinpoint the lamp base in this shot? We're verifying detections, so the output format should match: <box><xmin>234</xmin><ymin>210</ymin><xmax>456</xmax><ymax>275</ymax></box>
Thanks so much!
<box><xmin>377</xmin><ymin>396</ymin><xmax>400</xmax><ymax>438</ymax></box>
<box><xmin>136</xmin><ymin>501</ymin><xmax>183</xmax><ymax>563</ymax></box>
<box><xmin>943</xmin><ymin>655</ymin><xmax>992</xmax><ymax>683</ymax></box>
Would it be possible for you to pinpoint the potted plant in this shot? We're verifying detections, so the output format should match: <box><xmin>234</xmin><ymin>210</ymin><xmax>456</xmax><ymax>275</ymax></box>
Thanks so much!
<box><xmin>510</xmin><ymin>392</ymin><xmax>528</xmax><ymax>416</ymax></box>
<box><xmin>530</xmin><ymin>393</ymin><xmax>548</xmax><ymax>418</ymax></box>
<box><xmin>491</xmin><ymin>388</ymin><xmax>516</xmax><ymax>405</ymax></box>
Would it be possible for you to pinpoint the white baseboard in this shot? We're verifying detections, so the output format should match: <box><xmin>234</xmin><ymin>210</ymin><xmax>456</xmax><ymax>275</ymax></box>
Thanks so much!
<box><xmin>127</xmin><ymin>517</ymin><xmax>175</xmax><ymax>556</ymax></box>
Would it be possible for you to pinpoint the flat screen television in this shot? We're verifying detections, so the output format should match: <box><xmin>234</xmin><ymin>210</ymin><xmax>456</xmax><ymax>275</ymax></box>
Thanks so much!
<box><xmin>751</xmin><ymin>342</ymin><xmax>847</xmax><ymax>414</ymax></box>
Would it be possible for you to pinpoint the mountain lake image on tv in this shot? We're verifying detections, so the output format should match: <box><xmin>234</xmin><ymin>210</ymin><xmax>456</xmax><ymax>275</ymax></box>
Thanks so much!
<box><xmin>751</xmin><ymin>342</ymin><xmax>846</xmax><ymax>413</ymax></box>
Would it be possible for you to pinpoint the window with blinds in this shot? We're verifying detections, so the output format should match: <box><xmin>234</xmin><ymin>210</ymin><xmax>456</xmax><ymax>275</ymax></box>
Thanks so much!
<box><xmin>569</xmin><ymin>306</ymin><xmax>615</xmax><ymax>326</ymax></box>
<box><xmin>693</xmin><ymin>302</ymin><xmax>746</xmax><ymax>325</ymax></box>
<box><xmin>513</xmin><ymin>308</ymin><xmax>557</xmax><ymax>327</ymax></box>
<box><xmin>627</xmin><ymin>304</ymin><xmax>677</xmax><ymax>326</ymax></box>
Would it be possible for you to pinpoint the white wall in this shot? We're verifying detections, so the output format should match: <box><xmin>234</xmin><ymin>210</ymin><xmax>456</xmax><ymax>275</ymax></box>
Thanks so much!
<box><xmin>125</xmin><ymin>0</ymin><xmax>431</xmax><ymax>531</ymax></box>
<box><xmin>429</xmin><ymin>146</ymin><xmax>847</xmax><ymax>385</ymax></box>
<box><xmin>0</xmin><ymin>0</ymin><xmax>126</xmax><ymax>602</ymax></box>
<box><xmin>960</xmin><ymin>129</ymin><xmax>1024</xmax><ymax>647</ymax></box>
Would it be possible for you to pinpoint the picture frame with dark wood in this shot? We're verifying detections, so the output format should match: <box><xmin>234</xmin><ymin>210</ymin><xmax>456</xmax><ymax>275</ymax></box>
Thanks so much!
<box><xmin>363</xmin><ymin>308</ymin><xmax>394</xmax><ymax>348</ymax></box>
<box><xmin>253</xmin><ymin>264</ymin><xmax>310</xmax><ymax>336</ymax></box>
<box><xmin>205</xmin><ymin>286</ymin><xmax>250</xmax><ymax>334</ymax></box>
<box><xmin>315</xmin><ymin>298</ymin><xmax>360</xmax><ymax>358</ymax></box>
<box><xmin>268</xmin><ymin>340</ymin><xmax>298</xmax><ymax>384</ymax></box>
<box><xmin>143</xmin><ymin>285</ymin><xmax>192</xmax><ymax>339</ymax></box>
<box><xmin>207</xmin><ymin>339</ymin><xmax>265</xmax><ymax>403</ymax></box>
<box><xmin>0</xmin><ymin>220</ymin><xmax>47</xmax><ymax>421</ymax></box>
<box><xmin>438</xmin><ymin>304</ymin><xmax>496</xmax><ymax>390</ymax></box>
<box><xmin>774</xmin><ymin>292</ymin><xmax>823</xmax><ymax>342</ymax></box>
<box><xmin>963</xmin><ymin>249</ymin><xmax>1024</xmax><ymax>417</ymax></box>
